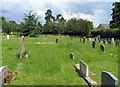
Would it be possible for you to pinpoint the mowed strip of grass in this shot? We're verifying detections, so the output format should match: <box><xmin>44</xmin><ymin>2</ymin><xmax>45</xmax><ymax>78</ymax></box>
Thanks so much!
<box><xmin>2</xmin><ymin>35</ymin><xmax>118</xmax><ymax>85</ymax></box>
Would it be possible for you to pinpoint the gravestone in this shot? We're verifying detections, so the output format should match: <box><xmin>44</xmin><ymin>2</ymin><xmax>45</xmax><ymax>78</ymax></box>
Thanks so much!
<box><xmin>88</xmin><ymin>38</ymin><xmax>91</xmax><ymax>41</ymax></box>
<box><xmin>80</xmin><ymin>38</ymin><xmax>82</xmax><ymax>42</ymax></box>
<box><xmin>92</xmin><ymin>41</ymin><xmax>96</xmax><ymax>48</ymax></box>
<box><xmin>83</xmin><ymin>38</ymin><xmax>86</xmax><ymax>43</ymax></box>
<box><xmin>94</xmin><ymin>37</ymin><xmax>97</xmax><ymax>42</ymax></box>
<box><xmin>100</xmin><ymin>45</ymin><xmax>105</xmax><ymax>52</ymax></box>
<box><xmin>97</xmin><ymin>35</ymin><xmax>101</xmax><ymax>43</ymax></box>
<box><xmin>108</xmin><ymin>38</ymin><xmax>112</xmax><ymax>45</ymax></box>
<box><xmin>115</xmin><ymin>40</ymin><xmax>120</xmax><ymax>47</ymax></box>
<box><xmin>6</xmin><ymin>35</ymin><xmax>9</xmax><ymax>40</ymax></box>
<box><xmin>20</xmin><ymin>36</ymin><xmax>24</xmax><ymax>59</ymax></box>
<box><xmin>80</xmin><ymin>60</ymin><xmax>89</xmax><ymax>77</ymax></box>
<box><xmin>111</xmin><ymin>38</ymin><xmax>115</xmax><ymax>45</ymax></box>
<box><xmin>56</xmin><ymin>38</ymin><xmax>59</xmax><ymax>43</ymax></box>
<box><xmin>101</xmin><ymin>71</ymin><xmax>118</xmax><ymax>87</ymax></box>
<box><xmin>103</xmin><ymin>39</ymin><xmax>107</xmax><ymax>44</ymax></box>
<box><xmin>70</xmin><ymin>53</ymin><xmax>74</xmax><ymax>59</ymax></box>
<box><xmin>0</xmin><ymin>66</ymin><xmax>8</xmax><ymax>87</ymax></box>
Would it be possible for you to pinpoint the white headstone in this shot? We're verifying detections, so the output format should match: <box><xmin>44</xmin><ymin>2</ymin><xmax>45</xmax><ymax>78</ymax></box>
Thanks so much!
<box><xmin>7</xmin><ymin>35</ymin><xmax>9</xmax><ymax>40</ymax></box>
<box><xmin>0</xmin><ymin>66</ymin><xmax>8</xmax><ymax>87</ymax></box>
<box><xmin>80</xmin><ymin>60</ymin><xmax>89</xmax><ymax>77</ymax></box>
<box><xmin>20</xmin><ymin>36</ymin><xmax>24</xmax><ymax>59</ymax></box>
<box><xmin>111</xmin><ymin>38</ymin><xmax>115</xmax><ymax>45</ymax></box>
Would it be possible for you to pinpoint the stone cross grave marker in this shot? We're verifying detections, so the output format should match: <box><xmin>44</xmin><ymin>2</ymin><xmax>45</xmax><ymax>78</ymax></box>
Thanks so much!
<box><xmin>0</xmin><ymin>66</ymin><xmax>8</xmax><ymax>87</ymax></box>
<box><xmin>101</xmin><ymin>71</ymin><xmax>118</xmax><ymax>87</ymax></box>
<box><xmin>20</xmin><ymin>36</ymin><xmax>24</xmax><ymax>59</ymax></box>
<box><xmin>80</xmin><ymin>60</ymin><xmax>89</xmax><ymax>77</ymax></box>
<box><xmin>7</xmin><ymin>35</ymin><xmax>9</xmax><ymax>40</ymax></box>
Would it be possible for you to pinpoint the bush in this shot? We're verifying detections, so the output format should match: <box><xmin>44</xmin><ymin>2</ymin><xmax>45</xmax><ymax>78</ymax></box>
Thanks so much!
<box><xmin>91</xmin><ymin>28</ymin><xmax>120</xmax><ymax>39</ymax></box>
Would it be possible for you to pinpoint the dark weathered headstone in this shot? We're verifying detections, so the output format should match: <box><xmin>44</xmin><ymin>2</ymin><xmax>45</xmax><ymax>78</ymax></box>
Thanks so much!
<box><xmin>108</xmin><ymin>39</ymin><xmax>112</xmax><ymax>45</ymax></box>
<box><xmin>70</xmin><ymin>53</ymin><xmax>74</xmax><ymax>59</ymax></box>
<box><xmin>80</xmin><ymin>38</ymin><xmax>82</xmax><ymax>42</ymax></box>
<box><xmin>92</xmin><ymin>41</ymin><xmax>96</xmax><ymax>48</ymax></box>
<box><xmin>83</xmin><ymin>38</ymin><xmax>86</xmax><ymax>43</ymax></box>
<box><xmin>101</xmin><ymin>71</ymin><xmax>118</xmax><ymax>87</ymax></box>
<box><xmin>94</xmin><ymin>37</ymin><xmax>97</xmax><ymax>42</ymax></box>
<box><xmin>115</xmin><ymin>40</ymin><xmax>120</xmax><ymax>47</ymax></box>
<box><xmin>100</xmin><ymin>45</ymin><xmax>105</xmax><ymax>52</ymax></box>
<box><xmin>56</xmin><ymin>38</ymin><xmax>59</xmax><ymax>43</ymax></box>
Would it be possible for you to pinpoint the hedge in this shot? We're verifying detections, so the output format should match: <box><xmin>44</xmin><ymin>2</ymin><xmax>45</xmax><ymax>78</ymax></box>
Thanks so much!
<box><xmin>91</xmin><ymin>28</ymin><xmax>120</xmax><ymax>39</ymax></box>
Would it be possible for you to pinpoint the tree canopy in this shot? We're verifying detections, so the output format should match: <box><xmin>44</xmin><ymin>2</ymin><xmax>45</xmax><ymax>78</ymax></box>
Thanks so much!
<box><xmin>109</xmin><ymin>2</ymin><xmax>120</xmax><ymax>28</ymax></box>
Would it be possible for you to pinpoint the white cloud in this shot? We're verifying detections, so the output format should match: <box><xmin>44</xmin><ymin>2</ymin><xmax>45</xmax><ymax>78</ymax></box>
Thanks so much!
<box><xmin>0</xmin><ymin>1</ymin><xmax>113</xmax><ymax>27</ymax></box>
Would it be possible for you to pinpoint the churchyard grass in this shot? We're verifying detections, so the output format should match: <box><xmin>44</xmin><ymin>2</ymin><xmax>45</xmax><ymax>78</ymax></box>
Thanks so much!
<box><xmin>2</xmin><ymin>35</ymin><xmax>118</xmax><ymax>85</ymax></box>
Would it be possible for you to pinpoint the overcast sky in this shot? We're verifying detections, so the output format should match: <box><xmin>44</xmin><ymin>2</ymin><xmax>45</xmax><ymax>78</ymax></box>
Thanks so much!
<box><xmin>0</xmin><ymin>0</ymin><xmax>119</xmax><ymax>27</ymax></box>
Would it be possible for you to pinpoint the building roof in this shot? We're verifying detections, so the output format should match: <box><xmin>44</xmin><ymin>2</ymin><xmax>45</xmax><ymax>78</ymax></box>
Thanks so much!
<box><xmin>97</xmin><ymin>24</ymin><xmax>110</xmax><ymax>29</ymax></box>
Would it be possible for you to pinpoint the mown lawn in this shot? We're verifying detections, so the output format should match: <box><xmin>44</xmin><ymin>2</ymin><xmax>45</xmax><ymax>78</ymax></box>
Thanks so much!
<box><xmin>1</xmin><ymin>35</ymin><xmax>118</xmax><ymax>85</ymax></box>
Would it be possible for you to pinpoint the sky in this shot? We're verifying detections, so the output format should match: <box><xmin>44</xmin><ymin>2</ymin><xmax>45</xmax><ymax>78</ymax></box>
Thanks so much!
<box><xmin>0</xmin><ymin>0</ymin><xmax>119</xmax><ymax>27</ymax></box>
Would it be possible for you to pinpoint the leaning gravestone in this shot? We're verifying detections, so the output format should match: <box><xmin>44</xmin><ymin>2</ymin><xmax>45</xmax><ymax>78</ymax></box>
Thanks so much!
<box><xmin>20</xmin><ymin>36</ymin><xmax>24</xmax><ymax>59</ymax></box>
<box><xmin>6</xmin><ymin>35</ymin><xmax>9</xmax><ymax>40</ymax></box>
<box><xmin>101</xmin><ymin>71</ymin><xmax>118</xmax><ymax>87</ymax></box>
<box><xmin>100</xmin><ymin>45</ymin><xmax>105</xmax><ymax>52</ymax></box>
<box><xmin>0</xmin><ymin>66</ymin><xmax>8</xmax><ymax>87</ymax></box>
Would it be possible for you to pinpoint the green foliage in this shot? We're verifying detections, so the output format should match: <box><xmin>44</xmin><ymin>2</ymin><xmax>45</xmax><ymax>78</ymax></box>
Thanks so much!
<box><xmin>19</xmin><ymin>11</ymin><xmax>42</xmax><ymax>37</ymax></box>
<box><xmin>91</xmin><ymin>28</ymin><xmax>120</xmax><ymax>39</ymax></box>
<box><xmin>109</xmin><ymin>2</ymin><xmax>120</xmax><ymax>28</ymax></box>
<box><xmin>85</xmin><ymin>21</ymin><xmax>93</xmax><ymax>37</ymax></box>
<box><xmin>1</xmin><ymin>17</ymin><xmax>18</xmax><ymax>34</ymax></box>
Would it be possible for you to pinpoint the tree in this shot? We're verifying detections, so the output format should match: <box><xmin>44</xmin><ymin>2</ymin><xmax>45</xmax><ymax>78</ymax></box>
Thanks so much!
<box><xmin>44</xmin><ymin>9</ymin><xmax>55</xmax><ymax>23</ymax></box>
<box><xmin>20</xmin><ymin>11</ymin><xmax>42</xmax><ymax>37</ymax></box>
<box><xmin>1</xmin><ymin>17</ymin><xmax>19</xmax><ymax>34</ymax></box>
<box><xmin>109</xmin><ymin>2</ymin><xmax>120</xmax><ymax>28</ymax></box>
<box><xmin>85</xmin><ymin>20</ymin><xmax>93</xmax><ymax>37</ymax></box>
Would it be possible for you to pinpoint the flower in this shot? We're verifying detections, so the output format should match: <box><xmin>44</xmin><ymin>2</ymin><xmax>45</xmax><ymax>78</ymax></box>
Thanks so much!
<box><xmin>8</xmin><ymin>70</ymin><xmax>11</xmax><ymax>73</ymax></box>
<box><xmin>8</xmin><ymin>76</ymin><xmax>13</xmax><ymax>81</ymax></box>
<box><xmin>14</xmin><ymin>72</ymin><xmax>19</xmax><ymax>75</ymax></box>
